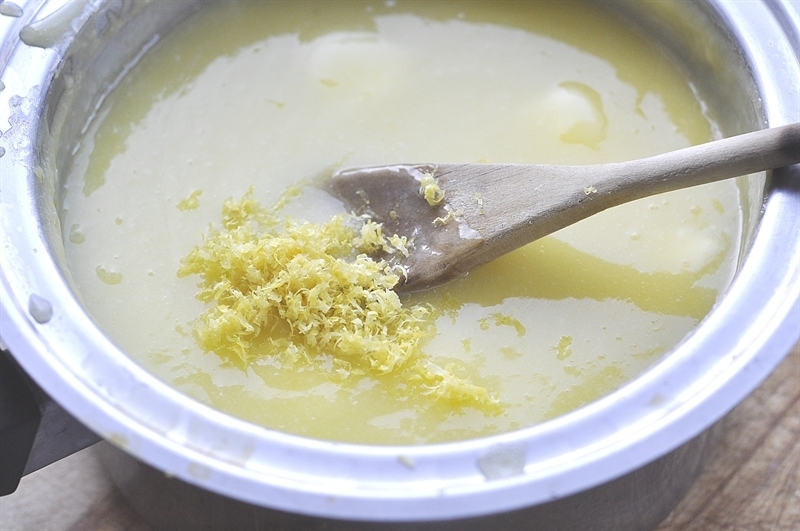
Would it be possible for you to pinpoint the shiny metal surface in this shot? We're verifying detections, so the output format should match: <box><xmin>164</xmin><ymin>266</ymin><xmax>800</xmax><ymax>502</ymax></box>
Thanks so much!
<box><xmin>0</xmin><ymin>0</ymin><xmax>797</xmax><ymax>527</ymax></box>
<box><xmin>95</xmin><ymin>426</ymin><xmax>721</xmax><ymax>531</ymax></box>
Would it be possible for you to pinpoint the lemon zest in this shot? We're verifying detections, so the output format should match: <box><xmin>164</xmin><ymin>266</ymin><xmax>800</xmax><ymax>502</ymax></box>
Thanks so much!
<box><xmin>419</xmin><ymin>172</ymin><xmax>445</xmax><ymax>206</ymax></box>
<box><xmin>178</xmin><ymin>191</ymin><xmax>500</xmax><ymax>413</ymax></box>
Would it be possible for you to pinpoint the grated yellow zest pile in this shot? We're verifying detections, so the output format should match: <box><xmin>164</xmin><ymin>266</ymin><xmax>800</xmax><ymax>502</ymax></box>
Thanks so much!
<box><xmin>178</xmin><ymin>190</ymin><xmax>499</xmax><ymax>413</ymax></box>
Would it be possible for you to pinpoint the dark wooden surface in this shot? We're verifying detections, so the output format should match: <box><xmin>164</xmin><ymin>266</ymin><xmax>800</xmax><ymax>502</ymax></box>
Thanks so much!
<box><xmin>657</xmin><ymin>341</ymin><xmax>799</xmax><ymax>531</ymax></box>
<box><xmin>1</xmin><ymin>343</ymin><xmax>797</xmax><ymax>531</ymax></box>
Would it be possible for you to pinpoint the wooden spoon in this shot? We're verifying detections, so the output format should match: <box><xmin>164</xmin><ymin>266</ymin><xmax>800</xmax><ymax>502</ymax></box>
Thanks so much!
<box><xmin>327</xmin><ymin>123</ymin><xmax>800</xmax><ymax>292</ymax></box>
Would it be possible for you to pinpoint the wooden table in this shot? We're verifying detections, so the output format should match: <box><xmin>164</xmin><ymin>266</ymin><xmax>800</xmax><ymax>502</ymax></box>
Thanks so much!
<box><xmin>657</xmin><ymin>341</ymin><xmax>799</xmax><ymax>531</ymax></box>
<box><xmin>1</xmin><ymin>343</ymin><xmax>797</xmax><ymax>530</ymax></box>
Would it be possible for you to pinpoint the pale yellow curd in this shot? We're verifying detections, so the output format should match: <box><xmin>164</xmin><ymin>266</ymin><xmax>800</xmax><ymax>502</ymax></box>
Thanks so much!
<box><xmin>60</xmin><ymin>0</ymin><xmax>742</xmax><ymax>444</ymax></box>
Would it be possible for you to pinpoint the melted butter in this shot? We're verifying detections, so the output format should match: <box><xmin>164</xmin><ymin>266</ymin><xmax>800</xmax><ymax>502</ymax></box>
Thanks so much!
<box><xmin>19</xmin><ymin>0</ymin><xmax>88</xmax><ymax>49</ymax></box>
<box><xmin>554</xmin><ymin>81</ymin><xmax>608</xmax><ymax>149</ymax></box>
<box><xmin>95</xmin><ymin>264</ymin><xmax>122</xmax><ymax>285</ymax></box>
<box><xmin>68</xmin><ymin>223</ymin><xmax>85</xmax><ymax>244</ymax></box>
<box><xmin>0</xmin><ymin>2</ymin><xmax>24</xmax><ymax>18</ymax></box>
<box><xmin>60</xmin><ymin>0</ymin><xmax>742</xmax><ymax>444</ymax></box>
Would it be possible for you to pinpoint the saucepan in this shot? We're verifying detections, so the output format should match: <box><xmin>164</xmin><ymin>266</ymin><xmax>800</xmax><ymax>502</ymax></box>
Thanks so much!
<box><xmin>0</xmin><ymin>0</ymin><xmax>797</xmax><ymax>529</ymax></box>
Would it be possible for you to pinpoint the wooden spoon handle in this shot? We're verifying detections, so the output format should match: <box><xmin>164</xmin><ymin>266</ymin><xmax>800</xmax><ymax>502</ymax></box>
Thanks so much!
<box><xmin>441</xmin><ymin>123</ymin><xmax>800</xmax><ymax>240</ymax></box>
<box><xmin>604</xmin><ymin>122</ymin><xmax>800</xmax><ymax>201</ymax></box>
<box><xmin>431</xmin><ymin>123</ymin><xmax>800</xmax><ymax>287</ymax></box>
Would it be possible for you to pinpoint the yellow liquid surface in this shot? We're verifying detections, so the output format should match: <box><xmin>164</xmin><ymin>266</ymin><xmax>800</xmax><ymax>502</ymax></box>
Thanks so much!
<box><xmin>61</xmin><ymin>0</ymin><xmax>742</xmax><ymax>444</ymax></box>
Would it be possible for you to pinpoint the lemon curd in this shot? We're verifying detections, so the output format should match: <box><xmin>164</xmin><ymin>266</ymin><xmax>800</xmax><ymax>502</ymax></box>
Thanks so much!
<box><xmin>60</xmin><ymin>0</ymin><xmax>742</xmax><ymax>444</ymax></box>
